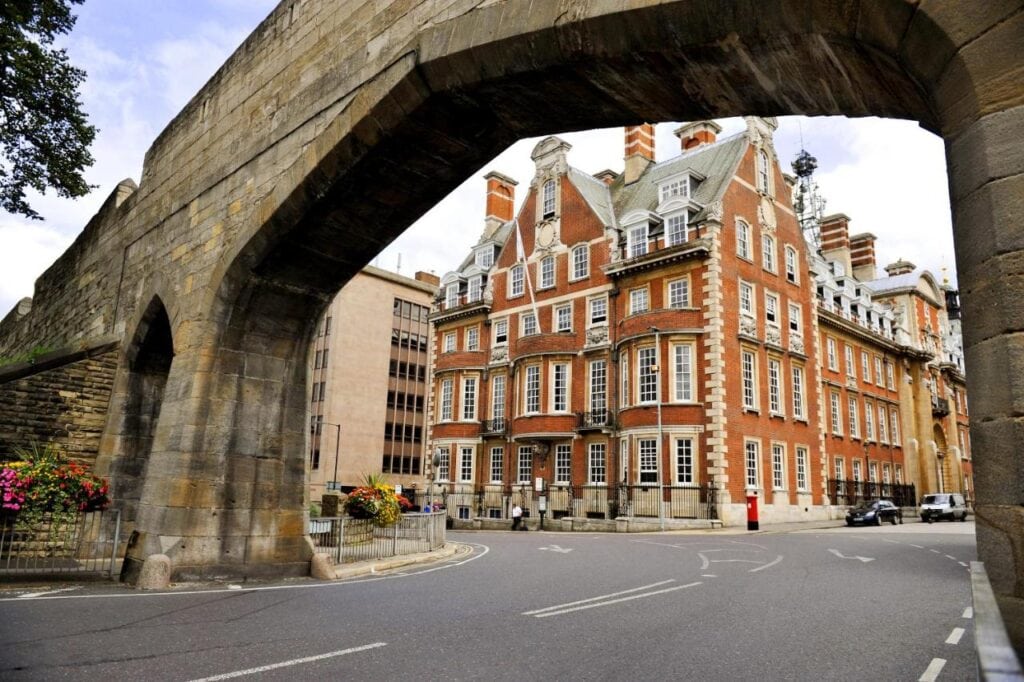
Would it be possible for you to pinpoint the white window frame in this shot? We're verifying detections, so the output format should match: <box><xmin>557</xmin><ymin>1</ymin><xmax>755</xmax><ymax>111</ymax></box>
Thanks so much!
<box><xmin>539</xmin><ymin>255</ymin><xmax>555</xmax><ymax>289</ymax></box>
<box><xmin>443</xmin><ymin>332</ymin><xmax>456</xmax><ymax>353</ymax></box>
<box><xmin>467</xmin><ymin>276</ymin><xmax>482</xmax><ymax>303</ymax></box>
<box><xmin>638</xmin><ymin>346</ymin><xmax>658</xmax><ymax>404</ymax></box>
<box><xmin>852</xmin><ymin>459</ymin><xmax>862</xmax><ymax>482</ymax></box>
<box><xmin>745</xmin><ymin>440</ymin><xmax>761</xmax><ymax>489</ymax></box>
<box><xmin>638</xmin><ymin>438</ymin><xmax>658</xmax><ymax>484</ymax></box>
<box><xmin>555</xmin><ymin>304</ymin><xmax>572</xmax><ymax>333</ymax></box>
<box><xmin>762</xmin><ymin>234</ymin><xmax>776</xmax><ymax>273</ymax></box>
<box><xmin>629</xmin><ymin>287</ymin><xmax>649</xmax><ymax>315</ymax></box>
<box><xmin>671</xmin><ymin>343</ymin><xmax>694</xmax><ymax>403</ymax></box>
<box><xmin>589</xmin><ymin>360</ymin><xmax>607</xmax><ymax>413</ymax></box>
<box><xmin>675</xmin><ymin>438</ymin><xmax>695</xmax><ymax>485</ymax></box>
<box><xmin>792</xmin><ymin>365</ymin><xmax>806</xmax><ymax>419</ymax></box>
<box><xmin>461</xmin><ymin>376</ymin><xmax>477</xmax><ymax>421</ymax></box>
<box><xmin>771</xmin><ymin>443</ymin><xmax>785</xmax><ymax>490</ymax></box>
<box><xmin>737</xmin><ymin>220</ymin><xmax>752</xmax><ymax>260</ymax></box>
<box><xmin>489</xmin><ymin>446</ymin><xmax>503</xmax><ymax>483</ymax></box>
<box><xmin>524</xmin><ymin>365</ymin><xmax>541</xmax><ymax>414</ymax></box>
<box><xmin>861</xmin><ymin>351</ymin><xmax>870</xmax><ymax>382</ymax></box>
<box><xmin>588</xmin><ymin>295</ymin><xmax>608</xmax><ymax>326</ymax></box>
<box><xmin>886</xmin><ymin>362</ymin><xmax>895</xmax><ymax>390</ymax></box>
<box><xmin>796</xmin><ymin>447</ymin><xmax>808</xmax><ymax>491</ymax></box>
<box><xmin>465</xmin><ymin>326</ymin><xmax>479</xmax><ymax>351</ymax></box>
<box><xmin>739</xmin><ymin>280</ymin><xmax>755</xmax><ymax>317</ymax></box>
<box><xmin>785</xmin><ymin>245</ymin><xmax>798</xmax><ymax>284</ymax></box>
<box><xmin>589</xmin><ymin>442</ymin><xmax>607</xmax><ymax>485</ymax></box>
<box><xmin>864</xmin><ymin>398</ymin><xmax>875</xmax><ymax>440</ymax></box>
<box><xmin>757</xmin><ymin>148</ymin><xmax>771</xmax><ymax>194</ymax></box>
<box><xmin>878</xmin><ymin>404</ymin><xmax>889</xmax><ymax>443</ymax></box>
<box><xmin>475</xmin><ymin>248</ymin><xmax>493</xmax><ymax>269</ymax></box>
<box><xmin>555</xmin><ymin>444</ymin><xmax>572</xmax><ymax>484</ymax></box>
<box><xmin>742</xmin><ymin>349</ymin><xmax>758</xmax><ymax>410</ymax></box>
<box><xmin>493</xmin><ymin>318</ymin><xmax>508</xmax><ymax>346</ymax></box>
<box><xmin>891</xmin><ymin>408</ymin><xmax>901</xmax><ymax>446</ymax></box>
<box><xmin>667</xmin><ymin>277</ymin><xmax>690</xmax><ymax>308</ymax></box>
<box><xmin>768</xmin><ymin>358</ymin><xmax>782</xmax><ymax>415</ymax></box>
<box><xmin>459</xmin><ymin>446</ymin><xmax>474</xmax><ymax>483</ymax></box>
<box><xmin>491</xmin><ymin>375</ymin><xmax>506</xmax><ymax>420</ymax></box>
<box><xmin>445</xmin><ymin>283</ymin><xmax>459</xmax><ymax>309</ymax></box>
<box><xmin>659</xmin><ymin>175</ymin><xmax>689</xmax><ymax>203</ymax></box>
<box><xmin>874</xmin><ymin>356</ymin><xmax>884</xmax><ymax>387</ymax></box>
<box><xmin>551</xmin><ymin>362</ymin><xmax>569</xmax><ymax>413</ymax></box>
<box><xmin>571</xmin><ymin>244</ymin><xmax>589</xmax><ymax>280</ymax></box>
<box><xmin>627</xmin><ymin>224</ymin><xmax>649</xmax><ymax>258</ymax></box>
<box><xmin>509</xmin><ymin>264</ymin><xmax>524</xmax><ymax>298</ymax></box>
<box><xmin>517</xmin><ymin>446</ymin><xmax>533</xmax><ymax>483</ymax></box>
<box><xmin>665</xmin><ymin>212</ymin><xmax>689</xmax><ymax>246</ymax></box>
<box><xmin>436</xmin><ymin>446</ymin><xmax>451</xmax><ymax>482</ymax></box>
<box><xmin>440</xmin><ymin>378</ymin><xmax>453</xmax><ymax>421</ymax></box>
<box><xmin>788</xmin><ymin>302</ymin><xmax>801</xmax><ymax>334</ymax></box>
<box><xmin>620</xmin><ymin>352</ymin><xmax>630</xmax><ymax>408</ymax></box>
<box><xmin>765</xmin><ymin>291</ymin><xmax>779</xmax><ymax>327</ymax></box>
<box><xmin>830</xmin><ymin>391</ymin><xmax>842</xmax><ymax>435</ymax></box>
<box><xmin>845</xmin><ymin>345</ymin><xmax>855</xmax><ymax>378</ymax></box>
<box><xmin>542</xmin><ymin>179</ymin><xmax>556</xmax><ymax>218</ymax></box>
<box><xmin>848</xmin><ymin>396</ymin><xmax>860</xmax><ymax>438</ymax></box>
<box><xmin>834</xmin><ymin>456</ymin><xmax>844</xmax><ymax>482</ymax></box>
<box><xmin>826</xmin><ymin>337</ymin><xmax>838</xmax><ymax>371</ymax></box>
<box><xmin>522</xmin><ymin>311</ymin><xmax>538</xmax><ymax>336</ymax></box>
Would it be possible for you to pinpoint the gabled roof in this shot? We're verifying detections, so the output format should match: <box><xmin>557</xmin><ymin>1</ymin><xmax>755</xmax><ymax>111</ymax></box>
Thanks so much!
<box><xmin>611</xmin><ymin>132</ymin><xmax>749</xmax><ymax>222</ymax></box>
<box><xmin>568</xmin><ymin>167</ymin><xmax>615</xmax><ymax>227</ymax></box>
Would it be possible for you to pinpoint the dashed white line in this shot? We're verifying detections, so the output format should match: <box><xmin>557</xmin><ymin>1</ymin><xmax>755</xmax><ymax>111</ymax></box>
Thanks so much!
<box><xmin>523</xmin><ymin>580</ymin><xmax>702</xmax><ymax>618</ymax></box>
<box><xmin>523</xmin><ymin>580</ymin><xmax>676</xmax><ymax>616</ymax></box>
<box><xmin>963</xmin><ymin>606</ymin><xmax>974</xmax><ymax>619</ymax></box>
<box><xmin>945</xmin><ymin>555</ymin><xmax>957</xmax><ymax>561</ymax></box>
<box><xmin>701</xmin><ymin>574</ymin><xmax>718</xmax><ymax>578</ymax></box>
<box><xmin>946</xmin><ymin>627</ymin><xmax>965</xmax><ymax>645</ymax></box>
<box><xmin>930</xmin><ymin>549</ymin><xmax>941</xmax><ymax>554</ymax></box>
<box><xmin>910</xmin><ymin>544</ymin><xmax>924</xmax><ymax>549</ymax></box>
<box><xmin>189</xmin><ymin>642</ymin><xmax>387</xmax><ymax>681</ymax></box>
<box><xmin>959</xmin><ymin>562</ymin><xmax>968</xmax><ymax>567</ymax></box>
<box><xmin>919</xmin><ymin>657</ymin><xmax>946</xmax><ymax>682</ymax></box>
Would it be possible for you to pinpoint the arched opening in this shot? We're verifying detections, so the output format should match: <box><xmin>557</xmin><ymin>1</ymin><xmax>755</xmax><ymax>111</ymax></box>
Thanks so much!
<box><xmin>114</xmin><ymin>297</ymin><xmax>174</xmax><ymax>531</ymax></box>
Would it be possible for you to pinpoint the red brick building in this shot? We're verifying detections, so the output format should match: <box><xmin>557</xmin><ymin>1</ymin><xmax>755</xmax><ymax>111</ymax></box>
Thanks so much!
<box><xmin>427</xmin><ymin>118</ymin><xmax>970</xmax><ymax>527</ymax></box>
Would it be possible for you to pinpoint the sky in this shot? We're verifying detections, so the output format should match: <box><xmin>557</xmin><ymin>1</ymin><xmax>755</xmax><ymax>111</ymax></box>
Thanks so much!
<box><xmin>0</xmin><ymin>1</ymin><xmax>959</xmax><ymax>316</ymax></box>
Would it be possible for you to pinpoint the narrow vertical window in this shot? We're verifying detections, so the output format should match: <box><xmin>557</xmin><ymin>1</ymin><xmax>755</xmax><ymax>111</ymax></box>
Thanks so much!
<box><xmin>673</xmin><ymin>344</ymin><xmax>693</xmax><ymax>402</ymax></box>
<box><xmin>518</xmin><ymin>446</ymin><xmax>533</xmax><ymax>483</ymax></box>
<box><xmin>666</xmin><ymin>213</ymin><xmax>689</xmax><ymax>246</ymax></box>
<box><xmin>878</xmin><ymin>404</ymin><xmax>888</xmax><ymax>443</ymax></box>
<box><xmin>555</xmin><ymin>444</ymin><xmax>572</xmax><ymax>484</ymax></box>
<box><xmin>638</xmin><ymin>438</ymin><xmax>658</xmax><ymax>483</ymax></box>
<box><xmin>589</xmin><ymin>360</ymin><xmax>607</xmax><ymax>414</ymax></box>
<box><xmin>630</xmin><ymin>287</ymin><xmax>649</xmax><ymax>314</ymax></box>
<box><xmin>494</xmin><ymin>319</ymin><xmax>508</xmax><ymax>346</ymax></box>
<box><xmin>792</xmin><ymin>366</ymin><xmax>805</xmax><ymax>418</ymax></box>
<box><xmin>740</xmin><ymin>281</ymin><xmax>754</xmax><ymax>316</ymax></box>
<box><xmin>848</xmin><ymin>396</ymin><xmax>860</xmax><ymax>438</ymax></box>
<box><xmin>796</xmin><ymin>447</ymin><xmax>808</xmax><ymax>491</ymax></box>
<box><xmin>440</xmin><ymin>379</ymin><xmax>453</xmax><ymax>421</ymax></box>
<box><xmin>552</xmin><ymin>363</ymin><xmax>568</xmax><ymax>412</ymax></box>
<box><xmin>437</xmin><ymin>446</ymin><xmax>451</xmax><ymax>481</ymax></box>
<box><xmin>737</xmin><ymin>220</ymin><xmax>751</xmax><ymax>259</ymax></box>
<box><xmin>572</xmin><ymin>244</ymin><xmax>589</xmax><ymax>280</ymax></box>
<box><xmin>628</xmin><ymin>225</ymin><xmax>648</xmax><ymax>258</ymax></box>
<box><xmin>745</xmin><ymin>441</ymin><xmax>760</xmax><ymax>488</ymax></box>
<box><xmin>830</xmin><ymin>391</ymin><xmax>842</xmax><ymax>435</ymax></box>
<box><xmin>638</xmin><ymin>347</ymin><xmax>658</xmax><ymax>403</ymax></box>
<box><xmin>525</xmin><ymin>366</ymin><xmax>540</xmax><ymax>413</ymax></box>
<box><xmin>785</xmin><ymin>245</ymin><xmax>798</xmax><ymax>283</ymax></box>
<box><xmin>668</xmin><ymin>279</ymin><xmax>690</xmax><ymax>308</ymax></box>
<box><xmin>460</xmin><ymin>446</ymin><xmax>474</xmax><ymax>482</ymax></box>
<box><xmin>864</xmin><ymin>399</ymin><xmax>875</xmax><ymax>440</ymax></box>
<box><xmin>490</xmin><ymin>447</ymin><xmax>503</xmax><ymax>483</ymax></box>
<box><xmin>542</xmin><ymin>179</ymin><xmax>556</xmax><ymax>218</ymax></box>
<box><xmin>555</xmin><ymin>305</ymin><xmax>572</xmax><ymax>332</ymax></box>
<box><xmin>890</xmin><ymin>409</ymin><xmax>901</xmax><ymax>446</ymax></box>
<box><xmin>509</xmin><ymin>265</ymin><xmax>524</xmax><ymax>298</ymax></box>
<box><xmin>491</xmin><ymin>375</ymin><xmax>506</xmax><ymax>420</ymax></box>
<box><xmin>742</xmin><ymin>350</ymin><xmax>757</xmax><ymax>409</ymax></box>
<box><xmin>466</xmin><ymin>327</ymin><xmax>479</xmax><ymax>351</ymax></box>
<box><xmin>462</xmin><ymin>377</ymin><xmax>477</xmax><ymax>421</ymax></box>
<box><xmin>675</xmin><ymin>438</ymin><xmax>694</xmax><ymax>485</ymax></box>
<box><xmin>772</xmin><ymin>444</ymin><xmax>785</xmax><ymax>490</ymax></box>
<box><xmin>589</xmin><ymin>443</ymin><xmax>607</xmax><ymax>484</ymax></box>
<box><xmin>768</xmin><ymin>358</ymin><xmax>781</xmax><ymax>414</ymax></box>
<box><xmin>540</xmin><ymin>256</ymin><xmax>555</xmax><ymax>289</ymax></box>
<box><xmin>762</xmin><ymin>234</ymin><xmax>776</xmax><ymax>272</ymax></box>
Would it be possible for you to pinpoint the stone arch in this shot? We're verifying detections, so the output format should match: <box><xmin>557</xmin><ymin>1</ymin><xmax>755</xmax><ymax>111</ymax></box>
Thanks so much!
<box><xmin>110</xmin><ymin>296</ymin><xmax>174</xmax><ymax>537</ymax></box>
<box><xmin>119</xmin><ymin>1</ymin><xmax>1022</xmax><ymax>592</ymax></box>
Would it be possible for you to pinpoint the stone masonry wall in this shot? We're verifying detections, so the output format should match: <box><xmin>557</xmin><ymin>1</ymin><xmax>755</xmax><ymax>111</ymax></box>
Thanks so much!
<box><xmin>0</xmin><ymin>347</ymin><xmax>119</xmax><ymax>464</ymax></box>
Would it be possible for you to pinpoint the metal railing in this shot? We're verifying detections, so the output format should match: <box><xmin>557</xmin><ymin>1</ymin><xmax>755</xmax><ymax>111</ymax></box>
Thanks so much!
<box><xmin>481</xmin><ymin>418</ymin><xmax>507</xmax><ymax>435</ymax></box>
<box><xmin>829</xmin><ymin>479</ymin><xmax>917</xmax><ymax>507</ymax></box>
<box><xmin>576</xmin><ymin>410</ymin><xmax>613</xmax><ymax>429</ymax></box>
<box><xmin>0</xmin><ymin>510</ymin><xmax>121</xmax><ymax>577</ymax></box>
<box><xmin>614</xmin><ymin>484</ymin><xmax>718</xmax><ymax>519</ymax></box>
<box><xmin>308</xmin><ymin>511</ymin><xmax>446</xmax><ymax>565</ymax></box>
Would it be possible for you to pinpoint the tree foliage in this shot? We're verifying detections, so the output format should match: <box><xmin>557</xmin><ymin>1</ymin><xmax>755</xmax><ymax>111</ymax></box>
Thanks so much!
<box><xmin>0</xmin><ymin>0</ymin><xmax>96</xmax><ymax>219</ymax></box>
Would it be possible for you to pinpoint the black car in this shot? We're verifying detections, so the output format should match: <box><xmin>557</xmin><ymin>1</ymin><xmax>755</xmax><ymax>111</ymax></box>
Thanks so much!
<box><xmin>846</xmin><ymin>499</ymin><xmax>903</xmax><ymax>526</ymax></box>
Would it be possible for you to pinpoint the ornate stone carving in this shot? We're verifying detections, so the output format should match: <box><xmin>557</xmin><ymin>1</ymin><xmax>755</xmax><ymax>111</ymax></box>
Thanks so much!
<box><xmin>789</xmin><ymin>332</ymin><xmax>805</xmax><ymax>355</ymax></box>
<box><xmin>739</xmin><ymin>316</ymin><xmax>758</xmax><ymax>338</ymax></box>
<box><xmin>490</xmin><ymin>347</ymin><xmax>508</xmax><ymax>364</ymax></box>
<box><xmin>585</xmin><ymin>325</ymin><xmax>609</xmax><ymax>347</ymax></box>
<box><xmin>765</xmin><ymin>326</ymin><xmax>782</xmax><ymax>347</ymax></box>
<box><xmin>705</xmin><ymin>200</ymin><xmax>723</xmax><ymax>223</ymax></box>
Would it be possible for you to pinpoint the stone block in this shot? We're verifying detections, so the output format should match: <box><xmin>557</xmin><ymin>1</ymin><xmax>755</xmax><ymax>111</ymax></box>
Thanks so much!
<box><xmin>947</xmin><ymin>106</ymin><xmax>1024</xmax><ymax>202</ymax></box>
<box><xmin>137</xmin><ymin>553</ymin><xmax>172</xmax><ymax>590</ymax></box>
<box><xmin>958</xmin><ymin>251</ymin><xmax>1024</xmax><ymax>347</ymax></box>
<box><xmin>964</xmin><ymin>335</ymin><xmax>1024</xmax><ymax>418</ymax></box>
<box><xmin>952</xmin><ymin>174</ymin><xmax>1024</xmax><ymax>280</ymax></box>
<box><xmin>970</xmin><ymin>417</ymin><xmax>1024</xmax><ymax>507</ymax></box>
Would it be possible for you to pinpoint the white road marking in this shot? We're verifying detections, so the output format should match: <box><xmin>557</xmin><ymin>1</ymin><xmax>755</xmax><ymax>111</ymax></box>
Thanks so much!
<box><xmin>16</xmin><ymin>586</ymin><xmax>82</xmax><ymax>599</ymax></box>
<box><xmin>930</xmin><ymin>549</ymin><xmax>941</xmax><ymax>554</ymax></box>
<box><xmin>189</xmin><ymin>642</ymin><xmax>386</xmax><ymax>681</ymax></box>
<box><xmin>539</xmin><ymin>544</ymin><xmax>573</xmax><ymax>553</ymax></box>
<box><xmin>945</xmin><ymin>555</ymin><xmax>957</xmax><ymax>560</ymax></box>
<box><xmin>749</xmin><ymin>555</ymin><xmax>784</xmax><ymax>572</ymax></box>
<box><xmin>946</xmin><ymin>627</ymin><xmax>965</xmax><ymax>645</ymax></box>
<box><xmin>959</xmin><ymin>562</ymin><xmax>968</xmax><ymax>567</ymax></box>
<box><xmin>910</xmin><ymin>544</ymin><xmax>924</xmax><ymax>549</ymax></box>
<box><xmin>701</xmin><ymin>574</ymin><xmax>717</xmax><ymax>578</ymax></box>
<box><xmin>963</xmin><ymin>606</ymin><xmax>973</xmax><ymax>619</ymax></box>
<box><xmin>828</xmin><ymin>549</ymin><xmax>874</xmax><ymax>563</ymax></box>
<box><xmin>523</xmin><ymin>580</ymin><xmax>675</xmax><ymax>616</ymax></box>
<box><xmin>525</xmin><ymin>582</ymin><xmax>702</xmax><ymax>618</ymax></box>
<box><xmin>919</xmin><ymin>657</ymin><xmax>946</xmax><ymax>682</ymax></box>
<box><xmin>0</xmin><ymin>543</ymin><xmax>490</xmax><ymax>602</ymax></box>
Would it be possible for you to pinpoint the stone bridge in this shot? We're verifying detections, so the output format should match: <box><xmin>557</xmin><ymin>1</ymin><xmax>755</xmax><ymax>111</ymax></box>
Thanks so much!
<box><xmin>0</xmin><ymin>0</ymin><xmax>1021</xmax><ymax>621</ymax></box>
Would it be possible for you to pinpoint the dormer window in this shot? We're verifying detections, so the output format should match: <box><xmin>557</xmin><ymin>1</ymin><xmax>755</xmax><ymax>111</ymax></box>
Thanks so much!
<box><xmin>467</xmin><ymin>276</ymin><xmax>482</xmax><ymax>303</ymax></box>
<box><xmin>665</xmin><ymin>213</ymin><xmax>690</xmax><ymax>246</ymax></box>
<box><xmin>659</xmin><ymin>176</ymin><xmax>690</xmax><ymax>203</ymax></box>
<box><xmin>542</xmin><ymin>179</ymin><xmax>556</xmax><ymax>219</ymax></box>
<box><xmin>475</xmin><ymin>248</ymin><xmax>494</xmax><ymax>268</ymax></box>
<box><xmin>627</xmin><ymin>224</ymin><xmax>649</xmax><ymax>258</ymax></box>
<box><xmin>445</xmin><ymin>283</ymin><xmax>459</xmax><ymax>309</ymax></box>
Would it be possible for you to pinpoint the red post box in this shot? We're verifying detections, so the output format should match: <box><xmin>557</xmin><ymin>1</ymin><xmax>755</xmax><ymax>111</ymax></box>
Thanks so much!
<box><xmin>746</xmin><ymin>494</ymin><xmax>759</xmax><ymax>531</ymax></box>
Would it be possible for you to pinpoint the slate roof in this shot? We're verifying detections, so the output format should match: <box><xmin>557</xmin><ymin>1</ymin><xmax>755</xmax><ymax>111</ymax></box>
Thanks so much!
<box><xmin>568</xmin><ymin>167</ymin><xmax>616</xmax><ymax>228</ymax></box>
<box><xmin>610</xmin><ymin>131</ymin><xmax>749</xmax><ymax>222</ymax></box>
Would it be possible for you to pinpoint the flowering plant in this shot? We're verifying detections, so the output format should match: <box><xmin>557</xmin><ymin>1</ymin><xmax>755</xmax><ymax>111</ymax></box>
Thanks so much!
<box><xmin>1</xmin><ymin>443</ymin><xmax>110</xmax><ymax>523</ymax></box>
<box><xmin>343</xmin><ymin>474</ymin><xmax>402</xmax><ymax>526</ymax></box>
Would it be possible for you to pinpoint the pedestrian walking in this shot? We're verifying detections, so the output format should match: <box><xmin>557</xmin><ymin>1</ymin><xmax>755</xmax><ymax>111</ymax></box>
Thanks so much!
<box><xmin>511</xmin><ymin>503</ymin><xmax>523</xmax><ymax>530</ymax></box>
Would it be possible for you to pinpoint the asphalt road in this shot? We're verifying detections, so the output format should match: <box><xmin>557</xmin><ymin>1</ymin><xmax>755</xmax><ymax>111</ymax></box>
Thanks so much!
<box><xmin>0</xmin><ymin>521</ymin><xmax>977</xmax><ymax>681</ymax></box>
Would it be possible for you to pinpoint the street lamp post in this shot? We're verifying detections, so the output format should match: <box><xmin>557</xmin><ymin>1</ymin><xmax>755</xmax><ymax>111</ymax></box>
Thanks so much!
<box><xmin>322</xmin><ymin>422</ymin><xmax>341</xmax><ymax>492</ymax></box>
<box><xmin>650</xmin><ymin>326</ymin><xmax>665</xmax><ymax>531</ymax></box>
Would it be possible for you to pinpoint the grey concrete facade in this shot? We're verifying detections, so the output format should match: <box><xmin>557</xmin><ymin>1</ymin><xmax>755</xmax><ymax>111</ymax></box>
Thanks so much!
<box><xmin>0</xmin><ymin>0</ymin><xmax>1020</xmax><ymax>633</ymax></box>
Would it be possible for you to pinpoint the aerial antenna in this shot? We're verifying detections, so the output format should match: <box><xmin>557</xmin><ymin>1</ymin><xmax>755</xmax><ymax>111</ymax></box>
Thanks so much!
<box><xmin>792</xmin><ymin>148</ymin><xmax>825</xmax><ymax>251</ymax></box>
<box><xmin>396</xmin><ymin>252</ymin><xmax>402</xmax><ymax>274</ymax></box>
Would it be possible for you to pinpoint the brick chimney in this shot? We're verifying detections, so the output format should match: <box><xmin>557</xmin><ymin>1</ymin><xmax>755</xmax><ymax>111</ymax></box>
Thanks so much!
<box><xmin>820</xmin><ymin>213</ymin><xmax>853</xmax><ymax>276</ymax></box>
<box><xmin>674</xmin><ymin>121</ymin><xmax>723</xmax><ymax>151</ymax></box>
<box><xmin>623</xmin><ymin>124</ymin><xmax>655</xmax><ymax>185</ymax></box>
<box><xmin>483</xmin><ymin>171</ymin><xmax>517</xmax><ymax>238</ymax></box>
<box><xmin>415</xmin><ymin>271</ymin><xmax>440</xmax><ymax>288</ymax></box>
<box><xmin>849</xmin><ymin>232</ymin><xmax>877</xmax><ymax>281</ymax></box>
<box><xmin>593</xmin><ymin>169</ymin><xmax>618</xmax><ymax>186</ymax></box>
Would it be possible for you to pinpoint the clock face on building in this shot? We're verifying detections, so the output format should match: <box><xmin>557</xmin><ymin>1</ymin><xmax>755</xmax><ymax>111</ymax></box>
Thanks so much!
<box><xmin>537</xmin><ymin>222</ymin><xmax>555</xmax><ymax>247</ymax></box>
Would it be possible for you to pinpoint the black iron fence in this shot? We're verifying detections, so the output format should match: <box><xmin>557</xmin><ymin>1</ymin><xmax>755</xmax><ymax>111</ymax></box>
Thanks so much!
<box><xmin>0</xmin><ymin>510</ymin><xmax>122</xmax><ymax>577</ymax></box>
<box><xmin>829</xmin><ymin>479</ymin><xmax>917</xmax><ymax>507</ymax></box>
<box><xmin>408</xmin><ymin>483</ymin><xmax>718</xmax><ymax>521</ymax></box>
<box><xmin>576</xmin><ymin>410</ymin><xmax>613</xmax><ymax>429</ymax></box>
<box><xmin>308</xmin><ymin>511</ymin><xmax>446</xmax><ymax>564</ymax></box>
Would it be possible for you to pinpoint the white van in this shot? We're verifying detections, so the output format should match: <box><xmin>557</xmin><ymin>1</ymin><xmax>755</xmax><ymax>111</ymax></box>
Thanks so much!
<box><xmin>919</xmin><ymin>493</ymin><xmax>968</xmax><ymax>523</ymax></box>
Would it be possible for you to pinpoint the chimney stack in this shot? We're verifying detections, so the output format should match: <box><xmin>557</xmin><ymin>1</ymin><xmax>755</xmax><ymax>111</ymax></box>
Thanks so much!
<box><xmin>483</xmin><ymin>171</ymin><xmax>517</xmax><ymax>238</ymax></box>
<box><xmin>820</xmin><ymin>213</ymin><xmax>853</xmax><ymax>276</ymax></box>
<box><xmin>415</xmin><ymin>271</ymin><xmax>440</xmax><ymax>288</ymax></box>
<box><xmin>849</xmin><ymin>233</ymin><xmax>878</xmax><ymax>281</ymax></box>
<box><xmin>674</xmin><ymin>121</ymin><xmax>722</xmax><ymax>151</ymax></box>
<box><xmin>593</xmin><ymin>169</ymin><xmax>618</xmax><ymax>186</ymax></box>
<box><xmin>884</xmin><ymin>259</ymin><xmax>917</xmax><ymax>277</ymax></box>
<box><xmin>623</xmin><ymin>124</ymin><xmax>655</xmax><ymax>184</ymax></box>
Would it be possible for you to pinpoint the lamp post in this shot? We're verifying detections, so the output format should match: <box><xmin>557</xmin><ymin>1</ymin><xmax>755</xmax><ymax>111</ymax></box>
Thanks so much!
<box><xmin>322</xmin><ymin>422</ymin><xmax>341</xmax><ymax>492</ymax></box>
<box><xmin>650</xmin><ymin>326</ymin><xmax>665</xmax><ymax>531</ymax></box>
